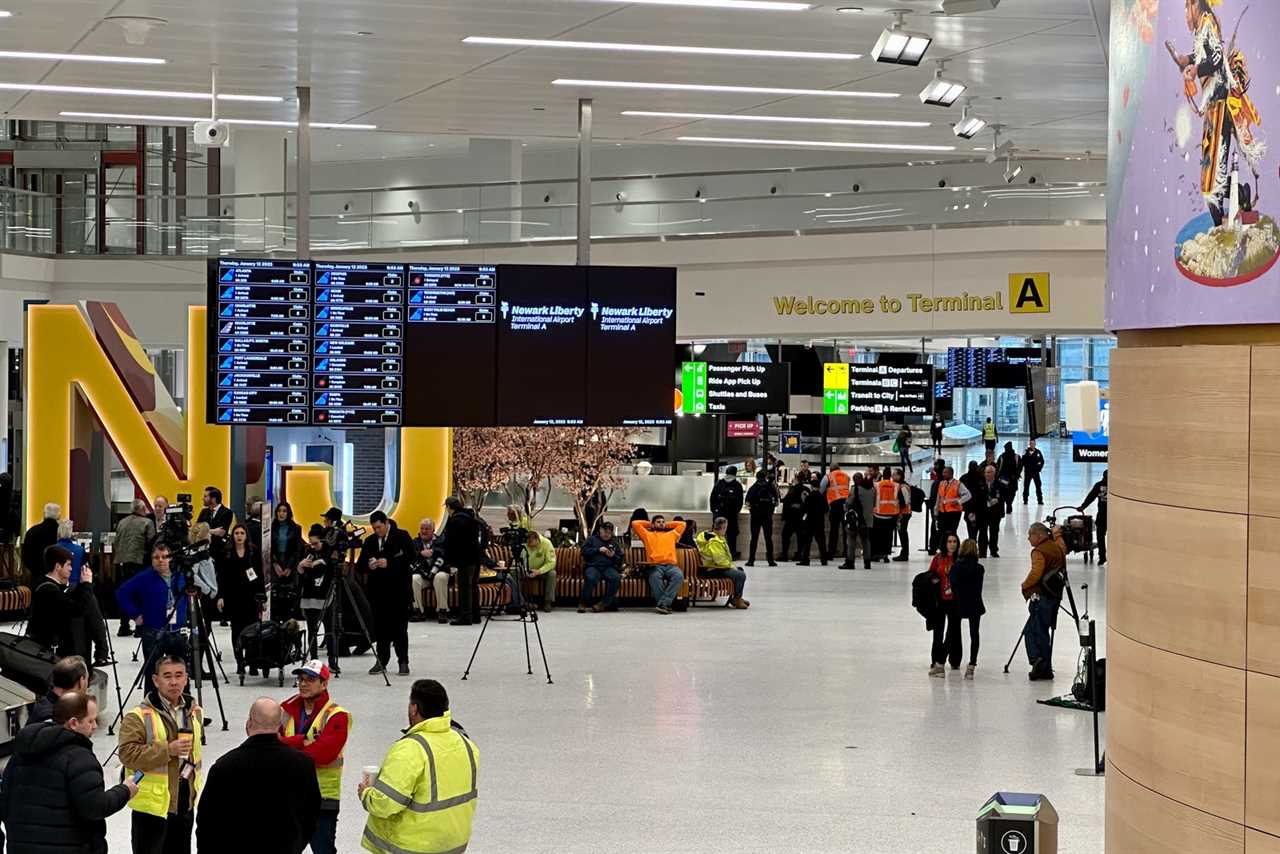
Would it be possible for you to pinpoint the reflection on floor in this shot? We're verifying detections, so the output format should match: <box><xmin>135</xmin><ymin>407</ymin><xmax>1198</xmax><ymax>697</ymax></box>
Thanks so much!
<box><xmin>87</xmin><ymin>439</ymin><xmax>1106</xmax><ymax>854</ymax></box>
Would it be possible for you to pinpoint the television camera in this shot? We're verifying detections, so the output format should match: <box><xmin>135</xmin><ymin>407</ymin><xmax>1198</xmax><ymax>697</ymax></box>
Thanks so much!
<box><xmin>158</xmin><ymin>493</ymin><xmax>195</xmax><ymax>547</ymax></box>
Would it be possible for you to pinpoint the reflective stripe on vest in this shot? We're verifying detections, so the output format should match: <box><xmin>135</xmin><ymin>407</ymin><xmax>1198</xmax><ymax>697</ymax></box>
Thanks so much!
<box><xmin>939</xmin><ymin>480</ymin><xmax>964</xmax><ymax>513</ymax></box>
<box><xmin>825</xmin><ymin>470</ymin><xmax>850</xmax><ymax>505</ymax></box>
<box><xmin>983</xmin><ymin>423</ymin><xmax>996</xmax><ymax>440</ymax></box>
<box><xmin>125</xmin><ymin>704</ymin><xmax>203</xmax><ymax>819</ymax></box>
<box><xmin>876</xmin><ymin>481</ymin><xmax>899</xmax><ymax>516</ymax></box>
<box><xmin>370</xmin><ymin>733</ymin><xmax>478</xmax><ymax>814</ymax></box>
<box><xmin>284</xmin><ymin>700</ymin><xmax>349</xmax><ymax>807</ymax></box>
<box><xmin>362</xmin><ymin>729</ymin><xmax>478</xmax><ymax>854</ymax></box>
<box><xmin>361</xmin><ymin>827</ymin><xmax>468</xmax><ymax>854</ymax></box>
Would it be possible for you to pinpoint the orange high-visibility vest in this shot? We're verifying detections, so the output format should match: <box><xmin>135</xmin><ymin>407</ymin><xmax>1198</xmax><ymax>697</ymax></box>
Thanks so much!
<box><xmin>826</xmin><ymin>470</ymin><xmax>850</xmax><ymax>505</ymax></box>
<box><xmin>876</xmin><ymin>480</ymin><xmax>900</xmax><ymax>516</ymax></box>
<box><xmin>938</xmin><ymin>480</ymin><xmax>964</xmax><ymax>513</ymax></box>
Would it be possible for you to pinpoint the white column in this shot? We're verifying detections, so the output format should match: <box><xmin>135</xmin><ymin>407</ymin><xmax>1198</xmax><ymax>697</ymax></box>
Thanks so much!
<box><xmin>577</xmin><ymin>98</ymin><xmax>593</xmax><ymax>265</ymax></box>
<box><xmin>468</xmin><ymin>138</ymin><xmax>523</xmax><ymax>243</ymax></box>
<box><xmin>296</xmin><ymin>86</ymin><xmax>311</xmax><ymax>257</ymax></box>
<box><xmin>227</xmin><ymin>128</ymin><xmax>289</xmax><ymax>252</ymax></box>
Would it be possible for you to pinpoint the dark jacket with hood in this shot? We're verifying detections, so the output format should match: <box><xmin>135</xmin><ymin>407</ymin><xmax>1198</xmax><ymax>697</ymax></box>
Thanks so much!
<box><xmin>997</xmin><ymin>444</ymin><xmax>1021</xmax><ymax>488</ymax></box>
<box><xmin>1</xmin><ymin>720</ymin><xmax>131</xmax><ymax>854</ymax></box>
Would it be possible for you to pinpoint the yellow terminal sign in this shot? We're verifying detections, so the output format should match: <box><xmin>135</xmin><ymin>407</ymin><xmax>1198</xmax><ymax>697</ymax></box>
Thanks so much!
<box><xmin>822</xmin><ymin>363</ymin><xmax>849</xmax><ymax>415</ymax></box>
<box><xmin>1009</xmin><ymin>273</ymin><xmax>1051</xmax><ymax>314</ymax></box>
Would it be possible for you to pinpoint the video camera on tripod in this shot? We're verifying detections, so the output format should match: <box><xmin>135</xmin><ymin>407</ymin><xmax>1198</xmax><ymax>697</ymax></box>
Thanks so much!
<box><xmin>158</xmin><ymin>493</ymin><xmax>195</xmax><ymax>547</ymax></box>
<box><xmin>324</xmin><ymin>519</ymin><xmax>367</xmax><ymax>555</ymax></box>
<box><xmin>170</xmin><ymin>540</ymin><xmax>212</xmax><ymax>587</ymax></box>
<box><xmin>498</xmin><ymin>526</ymin><xmax>531</xmax><ymax>572</ymax></box>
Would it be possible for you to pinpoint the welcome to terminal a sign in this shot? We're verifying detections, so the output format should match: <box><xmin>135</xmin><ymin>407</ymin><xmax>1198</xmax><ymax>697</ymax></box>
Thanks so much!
<box><xmin>772</xmin><ymin>274</ymin><xmax>1051</xmax><ymax>318</ymax></box>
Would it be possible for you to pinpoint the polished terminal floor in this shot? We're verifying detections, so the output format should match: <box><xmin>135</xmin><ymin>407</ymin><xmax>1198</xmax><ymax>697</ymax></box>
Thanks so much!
<box><xmin>83</xmin><ymin>440</ymin><xmax>1106</xmax><ymax>854</ymax></box>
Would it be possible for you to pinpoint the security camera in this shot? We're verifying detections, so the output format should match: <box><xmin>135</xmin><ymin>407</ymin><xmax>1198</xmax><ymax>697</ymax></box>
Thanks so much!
<box><xmin>769</xmin><ymin>186</ymin><xmax>778</xmax><ymax>195</ymax></box>
<box><xmin>851</xmin><ymin>183</ymin><xmax>861</xmax><ymax>193</ymax></box>
<box><xmin>194</xmin><ymin>120</ymin><xmax>231</xmax><ymax>148</ymax></box>
<box><xmin>543</xmin><ymin>193</ymin><xmax>552</xmax><ymax>204</ymax></box>
<box><xmin>1028</xmin><ymin>175</ymin><xmax>1038</xmax><ymax>185</ymax></box>
<box><xmin>938</xmin><ymin>179</ymin><xmax>948</xmax><ymax>189</ymax></box>
<box><xmin>342</xmin><ymin>203</ymin><xmax>351</xmax><ymax>212</ymax></box>
<box><xmin>615</xmin><ymin>191</ymin><xmax>627</xmax><ymax>202</ymax></box>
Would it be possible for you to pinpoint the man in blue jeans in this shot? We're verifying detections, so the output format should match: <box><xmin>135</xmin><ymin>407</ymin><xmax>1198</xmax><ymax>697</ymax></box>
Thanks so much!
<box><xmin>579</xmin><ymin>522</ymin><xmax>624</xmax><ymax>613</ymax></box>
<box><xmin>115</xmin><ymin>542</ymin><xmax>191</xmax><ymax>680</ymax></box>
<box><xmin>1021</xmin><ymin>523</ymin><xmax>1066</xmax><ymax>681</ymax></box>
<box><xmin>630</xmin><ymin>515</ymin><xmax>686</xmax><ymax>615</ymax></box>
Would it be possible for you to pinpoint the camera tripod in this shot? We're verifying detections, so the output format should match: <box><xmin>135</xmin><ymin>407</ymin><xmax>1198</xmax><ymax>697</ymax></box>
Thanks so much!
<box><xmin>329</xmin><ymin>536</ymin><xmax>389</xmax><ymax>688</ymax></box>
<box><xmin>461</xmin><ymin>547</ymin><xmax>553</xmax><ymax>685</ymax></box>
<box><xmin>1002</xmin><ymin>581</ymin><xmax>1082</xmax><ymax>674</ymax></box>
<box><xmin>107</xmin><ymin>581</ymin><xmax>230</xmax><ymax>742</ymax></box>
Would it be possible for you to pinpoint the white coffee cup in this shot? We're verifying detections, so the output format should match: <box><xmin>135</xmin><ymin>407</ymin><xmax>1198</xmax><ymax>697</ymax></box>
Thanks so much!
<box><xmin>362</xmin><ymin>766</ymin><xmax>379</xmax><ymax>788</ymax></box>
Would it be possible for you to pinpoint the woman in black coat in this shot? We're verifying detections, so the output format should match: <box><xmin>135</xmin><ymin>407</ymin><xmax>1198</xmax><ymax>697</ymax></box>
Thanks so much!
<box><xmin>218</xmin><ymin>524</ymin><xmax>265</xmax><ymax>675</ymax></box>
<box><xmin>269</xmin><ymin>501</ymin><xmax>304</xmax><ymax>619</ymax></box>
<box><xmin>949</xmin><ymin>538</ymin><xmax>987</xmax><ymax>679</ymax></box>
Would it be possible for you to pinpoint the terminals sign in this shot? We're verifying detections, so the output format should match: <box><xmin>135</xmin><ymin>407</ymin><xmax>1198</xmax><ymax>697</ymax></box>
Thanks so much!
<box><xmin>1008</xmin><ymin>273</ymin><xmax>1050</xmax><ymax>314</ymax></box>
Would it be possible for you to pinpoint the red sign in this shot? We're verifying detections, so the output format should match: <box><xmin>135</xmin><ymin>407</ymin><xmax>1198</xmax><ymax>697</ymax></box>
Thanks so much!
<box><xmin>726</xmin><ymin>419</ymin><xmax>760</xmax><ymax>438</ymax></box>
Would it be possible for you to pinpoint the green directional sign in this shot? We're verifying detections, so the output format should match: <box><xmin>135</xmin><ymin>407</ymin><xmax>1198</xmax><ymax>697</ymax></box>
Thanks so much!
<box><xmin>681</xmin><ymin>361</ymin><xmax>708</xmax><ymax>415</ymax></box>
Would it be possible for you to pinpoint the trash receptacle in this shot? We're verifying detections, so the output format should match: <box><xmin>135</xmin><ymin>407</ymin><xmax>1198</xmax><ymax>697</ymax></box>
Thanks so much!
<box><xmin>977</xmin><ymin>792</ymin><xmax>1057</xmax><ymax>854</ymax></box>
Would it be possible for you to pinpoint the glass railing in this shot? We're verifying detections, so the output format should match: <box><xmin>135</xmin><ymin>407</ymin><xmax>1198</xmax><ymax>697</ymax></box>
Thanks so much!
<box><xmin>0</xmin><ymin>161</ymin><xmax>1106</xmax><ymax>257</ymax></box>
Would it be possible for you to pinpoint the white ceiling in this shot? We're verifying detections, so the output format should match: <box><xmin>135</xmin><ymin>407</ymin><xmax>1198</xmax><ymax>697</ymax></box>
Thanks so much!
<box><xmin>0</xmin><ymin>0</ymin><xmax>1108</xmax><ymax>157</ymax></box>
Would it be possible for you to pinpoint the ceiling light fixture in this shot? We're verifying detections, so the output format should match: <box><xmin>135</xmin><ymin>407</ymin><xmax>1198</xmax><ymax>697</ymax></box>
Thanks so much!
<box><xmin>0</xmin><ymin>50</ymin><xmax>165</xmax><ymax>65</ymax></box>
<box><xmin>578</xmin><ymin>0</ymin><xmax>811</xmax><ymax>9</ymax></box>
<box><xmin>1003</xmin><ymin>156</ymin><xmax>1023</xmax><ymax>184</ymax></box>
<box><xmin>871</xmin><ymin>11</ymin><xmax>931</xmax><ymax>66</ymax></box>
<box><xmin>952</xmin><ymin>103</ymin><xmax>986</xmax><ymax>139</ymax></box>
<box><xmin>554</xmin><ymin>79</ymin><xmax>897</xmax><ymax>99</ymax></box>
<box><xmin>1</xmin><ymin>82</ymin><xmax>279</xmax><ymax>102</ymax></box>
<box><xmin>678</xmin><ymin>135</ymin><xmax>955</xmax><ymax>152</ymax></box>
<box><xmin>464</xmin><ymin>36</ymin><xmax>858</xmax><ymax>60</ymax></box>
<box><xmin>59</xmin><ymin>111</ymin><xmax>376</xmax><ymax>129</ymax></box>
<box><xmin>918</xmin><ymin>60</ymin><xmax>965</xmax><ymax>107</ymax></box>
<box><xmin>622</xmin><ymin>109</ymin><xmax>929</xmax><ymax>128</ymax></box>
<box><xmin>0</xmin><ymin>11</ymin><xmax>12</xmax><ymax>17</ymax></box>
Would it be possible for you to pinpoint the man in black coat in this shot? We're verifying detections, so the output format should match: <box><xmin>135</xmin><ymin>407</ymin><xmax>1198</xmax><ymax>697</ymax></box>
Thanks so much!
<box><xmin>1</xmin><ymin>692</ymin><xmax>137</xmax><ymax>854</ymax></box>
<box><xmin>976</xmin><ymin>465</ymin><xmax>1005</xmax><ymax>559</ymax></box>
<box><xmin>29</xmin><ymin>657</ymin><xmax>90</xmax><ymax>724</ymax></box>
<box><xmin>21</xmin><ymin>505</ymin><xmax>60</xmax><ymax>578</ymax></box>
<box><xmin>27</xmin><ymin>545</ymin><xmax>95</xmax><ymax>660</ymax></box>
<box><xmin>709</xmin><ymin>466</ymin><xmax>745</xmax><ymax>560</ymax></box>
<box><xmin>358</xmin><ymin>511</ymin><xmax>416</xmax><ymax>675</ymax></box>
<box><xmin>196</xmin><ymin>698</ymin><xmax>320</xmax><ymax>854</ymax></box>
<box><xmin>797</xmin><ymin>480</ymin><xmax>829</xmax><ymax>567</ymax></box>
<box><xmin>1020</xmin><ymin>439</ymin><xmax>1046</xmax><ymax>505</ymax></box>
<box><xmin>441</xmin><ymin>498</ymin><xmax>483</xmax><ymax>627</ymax></box>
<box><xmin>195</xmin><ymin>486</ymin><xmax>234</xmax><ymax>556</ymax></box>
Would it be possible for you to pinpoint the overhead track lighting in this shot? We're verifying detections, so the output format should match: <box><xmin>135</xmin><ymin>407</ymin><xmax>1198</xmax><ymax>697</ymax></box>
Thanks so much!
<box><xmin>1003</xmin><ymin>156</ymin><xmax>1023</xmax><ymax>184</ymax></box>
<box><xmin>464</xmin><ymin>36</ymin><xmax>858</xmax><ymax>60</ymax></box>
<box><xmin>0</xmin><ymin>82</ymin><xmax>279</xmax><ymax>102</ymax></box>
<box><xmin>952</xmin><ymin>103</ymin><xmax>986</xmax><ymax>139</ymax></box>
<box><xmin>554</xmin><ymin>79</ymin><xmax>898</xmax><ymax>99</ymax></box>
<box><xmin>918</xmin><ymin>60</ymin><xmax>965</xmax><ymax>107</ymax></box>
<box><xmin>0</xmin><ymin>50</ymin><xmax>165</xmax><ymax>64</ymax></box>
<box><xmin>60</xmin><ymin>111</ymin><xmax>376</xmax><ymax>130</ymax></box>
<box><xmin>983</xmin><ymin>124</ymin><xmax>1013</xmax><ymax>163</ymax></box>
<box><xmin>871</xmin><ymin>11</ymin><xmax>931</xmax><ymax>66</ymax></box>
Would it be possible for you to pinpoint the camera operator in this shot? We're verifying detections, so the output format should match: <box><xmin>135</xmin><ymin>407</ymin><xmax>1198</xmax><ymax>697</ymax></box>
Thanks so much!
<box><xmin>195</xmin><ymin>486</ymin><xmax>232</xmax><ymax>555</ymax></box>
<box><xmin>524</xmin><ymin>530</ymin><xmax>558</xmax><ymax>613</ymax></box>
<box><xmin>358</xmin><ymin>511</ymin><xmax>414</xmax><ymax>676</ymax></box>
<box><xmin>442</xmin><ymin>498</ymin><xmax>482</xmax><ymax>627</ymax></box>
<box><xmin>116</xmin><ymin>543</ymin><xmax>193</xmax><ymax>682</ymax></box>
<box><xmin>298</xmin><ymin>524</ymin><xmax>340</xmax><ymax>674</ymax></box>
<box><xmin>1021</xmin><ymin>523</ymin><xmax>1067</xmax><ymax>682</ymax></box>
<box><xmin>115</xmin><ymin>500</ymin><xmax>157</xmax><ymax>637</ymax></box>
<box><xmin>27</xmin><ymin>544</ymin><xmax>96</xmax><ymax>660</ymax></box>
<box><xmin>409</xmin><ymin>519</ymin><xmax>448</xmax><ymax>624</ymax></box>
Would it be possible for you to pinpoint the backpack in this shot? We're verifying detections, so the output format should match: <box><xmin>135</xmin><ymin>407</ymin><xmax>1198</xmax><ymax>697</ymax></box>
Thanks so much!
<box><xmin>911</xmin><ymin>571</ymin><xmax>938</xmax><ymax>620</ymax></box>
<box><xmin>910</xmin><ymin>485</ymin><xmax>926</xmax><ymax>514</ymax></box>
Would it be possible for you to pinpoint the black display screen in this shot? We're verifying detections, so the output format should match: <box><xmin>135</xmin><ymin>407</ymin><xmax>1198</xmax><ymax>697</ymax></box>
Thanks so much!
<box><xmin>496</xmin><ymin>265</ymin><xmax>589</xmax><ymax>426</ymax></box>
<box><xmin>848</xmin><ymin>363</ymin><xmax>935</xmax><ymax>417</ymax></box>
<box><xmin>208</xmin><ymin>258</ymin><xmax>312</xmax><ymax>426</ymax></box>
<box><xmin>401</xmin><ymin>264</ymin><xmax>498</xmax><ymax>427</ymax></box>
<box><xmin>312</xmin><ymin>262</ymin><xmax>406</xmax><ymax>427</ymax></box>
<box><xmin>585</xmin><ymin>266</ymin><xmax>677</xmax><ymax>426</ymax></box>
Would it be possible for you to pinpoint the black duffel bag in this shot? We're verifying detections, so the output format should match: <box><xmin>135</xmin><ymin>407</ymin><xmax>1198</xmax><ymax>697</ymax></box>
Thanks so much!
<box><xmin>0</xmin><ymin>631</ymin><xmax>57</xmax><ymax>695</ymax></box>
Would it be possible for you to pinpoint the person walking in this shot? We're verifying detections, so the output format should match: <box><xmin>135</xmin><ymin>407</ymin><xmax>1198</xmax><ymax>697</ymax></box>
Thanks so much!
<box><xmin>949</xmin><ymin>539</ymin><xmax>987</xmax><ymax>679</ymax></box>
<box><xmin>927</xmin><ymin>533</ymin><xmax>962</xmax><ymax>677</ymax></box>
<box><xmin>930</xmin><ymin>413</ymin><xmax>945</xmax><ymax>457</ymax></box>
<box><xmin>115</xmin><ymin>500</ymin><xmax>157</xmax><ymax>637</ymax></box>
<box><xmin>696</xmin><ymin>517</ymin><xmax>750</xmax><ymax>609</ymax></box>
<box><xmin>872</xmin><ymin>470</ymin><xmax>900</xmax><ymax>564</ymax></box>
<box><xmin>118</xmin><ymin>654</ymin><xmax>203</xmax><ymax>854</ymax></box>
<box><xmin>1020</xmin><ymin>439</ymin><xmax>1046</xmax><ymax>505</ymax></box>
<box><xmin>820</xmin><ymin>462</ymin><xmax>852</xmax><ymax>561</ymax></box>
<box><xmin>579</xmin><ymin>522</ymin><xmax>624</xmax><ymax>613</ymax></box>
<box><xmin>981</xmin><ymin>417</ymin><xmax>998</xmax><ymax>456</ymax></box>
<box><xmin>1</xmin><ymin>692</ymin><xmax>138</xmax><ymax>854</ymax></box>
<box><xmin>216</xmin><ymin>524</ymin><xmax>265</xmax><ymax>677</ymax></box>
<box><xmin>797</xmin><ymin>476</ymin><xmax>829</xmax><ymax>567</ymax></box>
<box><xmin>996</xmin><ymin>442</ymin><xmax>1021</xmax><ymax>514</ymax></box>
<box><xmin>977</xmin><ymin>465</ymin><xmax>1005</xmax><ymax>558</ymax></box>
<box><xmin>745</xmin><ymin>470</ymin><xmax>779</xmax><ymax>567</ymax></box>
<box><xmin>779</xmin><ymin>481</ymin><xmax>808</xmax><ymax>562</ymax></box>
<box><xmin>709</xmin><ymin>466</ymin><xmax>745</xmax><ymax>560</ymax></box>
<box><xmin>1079</xmin><ymin>469</ymin><xmax>1109</xmax><ymax>565</ymax></box>
<box><xmin>359</xmin><ymin>680</ymin><xmax>478</xmax><ymax>854</ymax></box>
<box><xmin>280</xmin><ymin>662</ymin><xmax>350</xmax><ymax>854</ymax></box>
<box><xmin>1021</xmin><ymin>523</ymin><xmax>1067</xmax><ymax>681</ymax></box>
<box><xmin>196</xmin><ymin>698</ymin><xmax>320</xmax><ymax>854</ymax></box>
<box><xmin>895</xmin><ymin>425</ymin><xmax>914</xmax><ymax>474</ymax></box>
<box><xmin>629</xmin><ymin>515</ymin><xmax>686</xmax><ymax>615</ymax></box>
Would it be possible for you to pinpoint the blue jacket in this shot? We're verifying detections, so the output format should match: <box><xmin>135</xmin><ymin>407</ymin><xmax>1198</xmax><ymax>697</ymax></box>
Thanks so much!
<box><xmin>581</xmin><ymin>534</ymin><xmax>625</xmax><ymax>574</ymax></box>
<box><xmin>115</xmin><ymin>567</ymin><xmax>188</xmax><ymax>630</ymax></box>
<box><xmin>56</xmin><ymin>538</ymin><xmax>86</xmax><ymax>587</ymax></box>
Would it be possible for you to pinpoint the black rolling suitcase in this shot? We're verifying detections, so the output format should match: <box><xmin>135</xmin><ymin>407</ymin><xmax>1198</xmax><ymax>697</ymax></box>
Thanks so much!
<box><xmin>237</xmin><ymin>620</ymin><xmax>302</xmax><ymax>687</ymax></box>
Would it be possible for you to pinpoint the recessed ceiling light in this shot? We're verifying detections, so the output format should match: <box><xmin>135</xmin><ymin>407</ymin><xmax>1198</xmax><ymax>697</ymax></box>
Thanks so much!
<box><xmin>59</xmin><ymin>111</ymin><xmax>376</xmax><ymax>129</ymax></box>
<box><xmin>678</xmin><ymin>135</ymin><xmax>955</xmax><ymax>152</ymax></box>
<box><xmin>354</xmin><ymin>31</ymin><xmax>375</xmax><ymax>36</ymax></box>
<box><xmin>6</xmin><ymin>83</ymin><xmax>279</xmax><ymax>102</ymax></box>
<box><xmin>576</xmin><ymin>0</ymin><xmax>810</xmax><ymax>9</ymax></box>
<box><xmin>0</xmin><ymin>50</ymin><xmax>165</xmax><ymax>64</ymax></box>
<box><xmin>835</xmin><ymin>6</ymin><xmax>863</xmax><ymax>12</ymax></box>
<box><xmin>554</xmin><ymin>79</ymin><xmax>897</xmax><ymax>99</ymax></box>
<box><xmin>622</xmin><ymin>109</ymin><xmax>929</xmax><ymax>128</ymax></box>
<box><xmin>872</xmin><ymin>11</ymin><xmax>932</xmax><ymax>66</ymax></box>
<box><xmin>465</xmin><ymin>36</ymin><xmax>858</xmax><ymax>60</ymax></box>
<box><xmin>0</xmin><ymin>11</ymin><xmax>12</xmax><ymax>17</ymax></box>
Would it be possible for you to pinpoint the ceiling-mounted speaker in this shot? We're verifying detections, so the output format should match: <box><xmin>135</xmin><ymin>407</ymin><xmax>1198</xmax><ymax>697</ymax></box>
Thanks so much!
<box><xmin>941</xmin><ymin>0</ymin><xmax>999</xmax><ymax>14</ymax></box>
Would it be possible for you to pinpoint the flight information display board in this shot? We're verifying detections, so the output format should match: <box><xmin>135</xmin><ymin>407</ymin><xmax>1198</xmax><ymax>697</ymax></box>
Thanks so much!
<box><xmin>848</xmin><ymin>363</ymin><xmax>935</xmax><ymax>417</ymax></box>
<box><xmin>585</xmin><ymin>266</ymin><xmax>677</xmax><ymax>426</ymax></box>
<box><xmin>496</xmin><ymin>265</ymin><xmax>589</xmax><ymax>426</ymax></box>
<box><xmin>402</xmin><ymin>264</ymin><xmax>498</xmax><ymax>427</ymax></box>
<box><xmin>680</xmin><ymin>362</ymin><xmax>790</xmax><ymax>415</ymax></box>
<box><xmin>312</xmin><ymin>262</ymin><xmax>406</xmax><ymax>426</ymax></box>
<box><xmin>208</xmin><ymin>259</ymin><xmax>312</xmax><ymax>425</ymax></box>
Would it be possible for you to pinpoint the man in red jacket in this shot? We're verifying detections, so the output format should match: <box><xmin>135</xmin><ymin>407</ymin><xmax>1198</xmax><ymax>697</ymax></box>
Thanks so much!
<box><xmin>279</xmin><ymin>661</ymin><xmax>351</xmax><ymax>854</ymax></box>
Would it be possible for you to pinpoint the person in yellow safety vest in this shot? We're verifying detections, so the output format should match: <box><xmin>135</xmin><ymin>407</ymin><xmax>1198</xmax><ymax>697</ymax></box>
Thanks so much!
<box><xmin>982</xmin><ymin>417</ymin><xmax>998</xmax><ymax>455</ymax></box>
<box><xmin>820</xmin><ymin>462</ymin><xmax>852</xmax><ymax>562</ymax></box>
<box><xmin>281</xmin><ymin>659</ymin><xmax>351</xmax><ymax>854</ymax></box>
<box><xmin>872</xmin><ymin>471</ymin><xmax>901</xmax><ymax>564</ymax></box>
<box><xmin>118</xmin><ymin>653</ymin><xmax>203</xmax><ymax>854</ymax></box>
<box><xmin>930</xmin><ymin>466</ymin><xmax>972</xmax><ymax>554</ymax></box>
<box><xmin>360</xmin><ymin>679</ymin><xmax>479</xmax><ymax>854</ymax></box>
<box><xmin>892</xmin><ymin>468</ymin><xmax>914</xmax><ymax>563</ymax></box>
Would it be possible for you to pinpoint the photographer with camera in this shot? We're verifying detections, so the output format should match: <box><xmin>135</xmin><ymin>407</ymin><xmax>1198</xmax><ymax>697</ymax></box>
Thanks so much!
<box><xmin>359</xmin><ymin>511</ymin><xmax>415</xmax><ymax>676</ymax></box>
<box><xmin>116</xmin><ymin>542</ymin><xmax>193</xmax><ymax>682</ymax></box>
<box><xmin>298</xmin><ymin>524</ymin><xmax>340</xmax><ymax>674</ymax></box>
<box><xmin>1021</xmin><ymin>523</ymin><xmax>1067</xmax><ymax>682</ymax></box>
<box><xmin>442</xmin><ymin>498</ymin><xmax>482</xmax><ymax>627</ymax></box>
<box><xmin>524</xmin><ymin>529</ymin><xmax>558</xmax><ymax>613</ymax></box>
<box><xmin>216</xmin><ymin>524</ymin><xmax>264</xmax><ymax>677</ymax></box>
<box><xmin>28</xmin><ymin>544</ymin><xmax>96</xmax><ymax>660</ymax></box>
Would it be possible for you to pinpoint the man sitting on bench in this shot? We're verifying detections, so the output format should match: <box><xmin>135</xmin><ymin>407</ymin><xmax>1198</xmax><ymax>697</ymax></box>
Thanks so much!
<box><xmin>630</xmin><ymin>514</ymin><xmax>686</xmax><ymax>616</ymax></box>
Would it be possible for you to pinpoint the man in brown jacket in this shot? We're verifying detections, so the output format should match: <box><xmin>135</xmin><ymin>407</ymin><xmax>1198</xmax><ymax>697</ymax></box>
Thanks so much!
<box><xmin>1021</xmin><ymin>523</ymin><xmax>1067</xmax><ymax>682</ymax></box>
<box><xmin>118</xmin><ymin>654</ymin><xmax>203</xmax><ymax>854</ymax></box>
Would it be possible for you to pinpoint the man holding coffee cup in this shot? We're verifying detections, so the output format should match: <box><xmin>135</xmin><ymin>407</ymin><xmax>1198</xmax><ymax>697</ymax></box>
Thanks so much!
<box><xmin>118</xmin><ymin>654</ymin><xmax>203</xmax><ymax>854</ymax></box>
<box><xmin>280</xmin><ymin>660</ymin><xmax>351</xmax><ymax>854</ymax></box>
